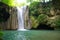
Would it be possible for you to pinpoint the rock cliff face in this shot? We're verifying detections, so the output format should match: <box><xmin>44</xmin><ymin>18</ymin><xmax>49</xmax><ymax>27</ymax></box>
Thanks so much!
<box><xmin>6</xmin><ymin>7</ymin><xmax>18</xmax><ymax>30</ymax></box>
<box><xmin>0</xmin><ymin>2</ymin><xmax>18</xmax><ymax>30</ymax></box>
<box><xmin>24</xmin><ymin>6</ymin><xmax>31</xmax><ymax>29</ymax></box>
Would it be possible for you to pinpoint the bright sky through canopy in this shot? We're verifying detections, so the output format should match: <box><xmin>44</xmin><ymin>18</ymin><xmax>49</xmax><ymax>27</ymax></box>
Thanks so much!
<box><xmin>16</xmin><ymin>0</ymin><xmax>26</xmax><ymax>3</ymax></box>
<box><xmin>14</xmin><ymin>0</ymin><xmax>50</xmax><ymax>6</ymax></box>
<box><xmin>14</xmin><ymin>0</ymin><xmax>27</xmax><ymax>6</ymax></box>
<box><xmin>1</xmin><ymin>0</ymin><xmax>51</xmax><ymax>7</ymax></box>
<box><xmin>1</xmin><ymin>0</ymin><xmax>27</xmax><ymax>6</ymax></box>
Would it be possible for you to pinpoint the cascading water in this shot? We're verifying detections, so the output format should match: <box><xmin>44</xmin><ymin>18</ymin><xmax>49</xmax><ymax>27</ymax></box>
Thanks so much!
<box><xmin>17</xmin><ymin>6</ymin><xmax>27</xmax><ymax>31</ymax></box>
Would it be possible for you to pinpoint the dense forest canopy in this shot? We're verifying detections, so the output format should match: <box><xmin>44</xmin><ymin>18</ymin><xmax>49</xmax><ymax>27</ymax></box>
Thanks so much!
<box><xmin>29</xmin><ymin>1</ymin><xmax>52</xmax><ymax>28</ymax></box>
<box><xmin>52</xmin><ymin>0</ymin><xmax>60</xmax><ymax>9</ymax></box>
<box><xmin>29</xmin><ymin>0</ymin><xmax>60</xmax><ymax>29</ymax></box>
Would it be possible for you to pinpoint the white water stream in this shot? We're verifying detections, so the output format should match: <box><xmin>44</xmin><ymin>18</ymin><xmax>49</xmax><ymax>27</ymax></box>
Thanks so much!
<box><xmin>17</xmin><ymin>6</ymin><xmax>27</xmax><ymax>31</ymax></box>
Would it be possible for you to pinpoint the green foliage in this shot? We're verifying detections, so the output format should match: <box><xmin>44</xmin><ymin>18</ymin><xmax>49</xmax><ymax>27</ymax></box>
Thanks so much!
<box><xmin>37</xmin><ymin>14</ymin><xmax>48</xmax><ymax>23</ymax></box>
<box><xmin>29</xmin><ymin>2</ymin><xmax>40</xmax><ymax>28</ymax></box>
<box><xmin>0</xmin><ymin>31</ymin><xmax>3</xmax><ymax>40</ymax></box>
<box><xmin>54</xmin><ymin>16</ymin><xmax>60</xmax><ymax>28</ymax></box>
<box><xmin>1</xmin><ymin>0</ymin><xmax>26</xmax><ymax>7</ymax></box>
<box><xmin>29</xmin><ymin>1</ymin><xmax>51</xmax><ymax>28</ymax></box>
<box><xmin>47</xmin><ymin>16</ymin><xmax>60</xmax><ymax>29</ymax></box>
<box><xmin>1</xmin><ymin>0</ymin><xmax>14</xmax><ymax>6</ymax></box>
<box><xmin>30</xmin><ymin>16</ymin><xmax>38</xmax><ymax>28</ymax></box>
<box><xmin>29</xmin><ymin>2</ymin><xmax>41</xmax><ymax>16</ymax></box>
<box><xmin>30</xmin><ymin>14</ymin><xmax>47</xmax><ymax>28</ymax></box>
<box><xmin>52</xmin><ymin>0</ymin><xmax>60</xmax><ymax>9</ymax></box>
<box><xmin>0</xmin><ymin>32</ymin><xmax>3</xmax><ymax>36</ymax></box>
<box><xmin>29</xmin><ymin>1</ymin><xmax>52</xmax><ymax>15</ymax></box>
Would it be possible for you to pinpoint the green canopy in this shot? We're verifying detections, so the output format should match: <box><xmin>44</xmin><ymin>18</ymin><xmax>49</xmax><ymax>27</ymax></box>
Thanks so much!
<box><xmin>1</xmin><ymin>0</ymin><xmax>27</xmax><ymax>7</ymax></box>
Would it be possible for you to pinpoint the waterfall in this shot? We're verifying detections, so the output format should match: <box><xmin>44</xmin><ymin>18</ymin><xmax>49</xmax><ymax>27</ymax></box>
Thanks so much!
<box><xmin>17</xmin><ymin>6</ymin><xmax>27</xmax><ymax>31</ymax></box>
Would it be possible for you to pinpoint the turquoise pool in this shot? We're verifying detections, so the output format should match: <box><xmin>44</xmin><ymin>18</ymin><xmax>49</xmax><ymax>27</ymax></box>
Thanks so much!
<box><xmin>2</xmin><ymin>30</ymin><xmax>60</xmax><ymax>40</ymax></box>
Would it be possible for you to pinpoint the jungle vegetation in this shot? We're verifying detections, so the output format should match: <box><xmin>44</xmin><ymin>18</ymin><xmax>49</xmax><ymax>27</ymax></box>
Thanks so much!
<box><xmin>29</xmin><ymin>0</ymin><xmax>60</xmax><ymax>29</ymax></box>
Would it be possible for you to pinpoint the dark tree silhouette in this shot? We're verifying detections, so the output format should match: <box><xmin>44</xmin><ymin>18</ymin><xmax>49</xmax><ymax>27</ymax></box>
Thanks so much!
<box><xmin>0</xmin><ymin>2</ymin><xmax>10</xmax><ymax>22</ymax></box>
